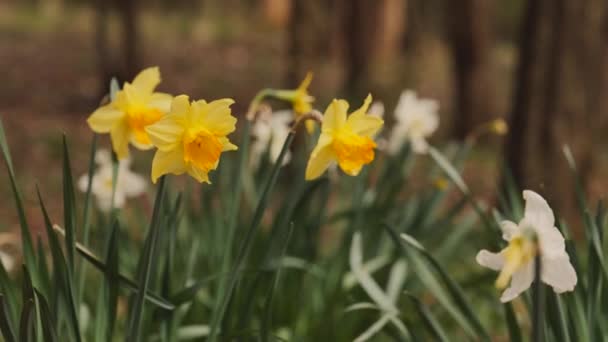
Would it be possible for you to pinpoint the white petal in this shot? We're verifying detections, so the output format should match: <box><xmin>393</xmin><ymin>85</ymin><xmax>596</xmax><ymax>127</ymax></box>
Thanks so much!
<box><xmin>354</xmin><ymin>314</ymin><xmax>391</xmax><ymax>342</ymax></box>
<box><xmin>522</xmin><ymin>190</ymin><xmax>555</xmax><ymax>230</ymax></box>
<box><xmin>538</xmin><ymin>225</ymin><xmax>566</xmax><ymax>259</ymax></box>
<box><xmin>411</xmin><ymin>137</ymin><xmax>429</xmax><ymax>154</ymax></box>
<box><xmin>386</xmin><ymin>260</ymin><xmax>407</xmax><ymax>302</ymax></box>
<box><xmin>500</xmin><ymin>220</ymin><xmax>519</xmax><ymax>241</ymax></box>
<box><xmin>77</xmin><ymin>174</ymin><xmax>90</xmax><ymax>193</ymax></box>
<box><xmin>0</xmin><ymin>251</ymin><xmax>15</xmax><ymax>272</ymax></box>
<box><xmin>94</xmin><ymin>149</ymin><xmax>112</xmax><ymax>166</ymax></box>
<box><xmin>541</xmin><ymin>255</ymin><xmax>577</xmax><ymax>293</ymax></box>
<box><xmin>476</xmin><ymin>250</ymin><xmax>504</xmax><ymax>271</ymax></box>
<box><xmin>122</xmin><ymin>172</ymin><xmax>147</xmax><ymax>197</ymax></box>
<box><xmin>500</xmin><ymin>262</ymin><xmax>534</xmax><ymax>303</ymax></box>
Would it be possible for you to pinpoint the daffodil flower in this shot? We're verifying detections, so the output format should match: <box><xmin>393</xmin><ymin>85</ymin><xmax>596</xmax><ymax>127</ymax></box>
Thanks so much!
<box><xmin>87</xmin><ymin>67</ymin><xmax>172</xmax><ymax>159</ymax></box>
<box><xmin>250</xmin><ymin>110</ymin><xmax>292</xmax><ymax>169</ymax></box>
<box><xmin>77</xmin><ymin>149</ymin><xmax>147</xmax><ymax>212</ymax></box>
<box><xmin>305</xmin><ymin>94</ymin><xmax>383</xmax><ymax>180</ymax></box>
<box><xmin>476</xmin><ymin>190</ymin><xmax>577</xmax><ymax>302</ymax></box>
<box><xmin>388</xmin><ymin>90</ymin><xmax>439</xmax><ymax>155</ymax></box>
<box><xmin>274</xmin><ymin>72</ymin><xmax>315</xmax><ymax>132</ymax></box>
<box><xmin>145</xmin><ymin>95</ymin><xmax>238</xmax><ymax>183</ymax></box>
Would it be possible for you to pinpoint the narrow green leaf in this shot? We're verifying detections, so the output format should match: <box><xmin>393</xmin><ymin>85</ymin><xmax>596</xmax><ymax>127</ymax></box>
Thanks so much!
<box><xmin>503</xmin><ymin>303</ymin><xmax>523</xmax><ymax>342</ymax></box>
<box><xmin>0</xmin><ymin>295</ymin><xmax>16</xmax><ymax>342</ymax></box>
<box><xmin>127</xmin><ymin>175</ymin><xmax>168</xmax><ymax>341</ymax></box>
<box><xmin>105</xmin><ymin>220</ymin><xmax>120</xmax><ymax>339</ymax></box>
<box><xmin>0</xmin><ymin>118</ymin><xmax>37</xmax><ymax>281</ymax></box>
<box><xmin>62</xmin><ymin>135</ymin><xmax>77</xmax><ymax>275</ymax></box>
<box><xmin>261</xmin><ymin>222</ymin><xmax>295</xmax><ymax>342</ymax></box>
<box><xmin>78</xmin><ymin>134</ymin><xmax>97</xmax><ymax>304</ymax></box>
<box><xmin>33</xmin><ymin>290</ymin><xmax>56</xmax><ymax>342</ymax></box>
<box><xmin>385</xmin><ymin>226</ymin><xmax>490</xmax><ymax>341</ymax></box>
<box><xmin>405</xmin><ymin>293</ymin><xmax>449</xmax><ymax>342</ymax></box>
<box><xmin>18</xmin><ymin>299</ymin><xmax>35</xmax><ymax>342</ymax></box>
<box><xmin>208</xmin><ymin>132</ymin><xmax>295</xmax><ymax>341</ymax></box>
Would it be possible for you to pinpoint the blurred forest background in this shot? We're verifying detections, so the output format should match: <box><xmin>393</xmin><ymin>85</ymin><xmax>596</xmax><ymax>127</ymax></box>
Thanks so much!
<box><xmin>1</xmin><ymin>0</ymin><xmax>608</xmax><ymax>233</ymax></box>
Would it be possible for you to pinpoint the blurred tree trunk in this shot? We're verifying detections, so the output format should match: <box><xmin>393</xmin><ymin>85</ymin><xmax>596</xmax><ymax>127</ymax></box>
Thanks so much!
<box><xmin>341</xmin><ymin>0</ymin><xmax>381</xmax><ymax>99</ymax></box>
<box><xmin>95</xmin><ymin>0</ymin><xmax>115</xmax><ymax>96</ymax></box>
<box><xmin>447</xmin><ymin>0</ymin><xmax>493</xmax><ymax>139</ymax></box>
<box><xmin>119</xmin><ymin>0</ymin><xmax>141</xmax><ymax>80</ymax></box>
<box><xmin>504</xmin><ymin>0</ymin><xmax>542</xmax><ymax>190</ymax></box>
<box><xmin>285</xmin><ymin>0</ymin><xmax>303</xmax><ymax>86</ymax></box>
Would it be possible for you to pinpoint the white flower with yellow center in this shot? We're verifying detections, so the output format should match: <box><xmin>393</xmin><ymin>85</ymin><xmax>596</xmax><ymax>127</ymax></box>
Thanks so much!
<box><xmin>476</xmin><ymin>190</ymin><xmax>577</xmax><ymax>302</ymax></box>
<box><xmin>250</xmin><ymin>110</ymin><xmax>292</xmax><ymax>168</ymax></box>
<box><xmin>78</xmin><ymin>149</ymin><xmax>147</xmax><ymax>212</ymax></box>
<box><xmin>388</xmin><ymin>90</ymin><xmax>439</xmax><ymax>154</ymax></box>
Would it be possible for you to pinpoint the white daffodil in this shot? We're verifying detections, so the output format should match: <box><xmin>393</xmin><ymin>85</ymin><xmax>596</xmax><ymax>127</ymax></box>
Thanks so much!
<box><xmin>0</xmin><ymin>250</ymin><xmax>14</xmax><ymax>272</ymax></box>
<box><xmin>476</xmin><ymin>190</ymin><xmax>577</xmax><ymax>302</ymax></box>
<box><xmin>388</xmin><ymin>90</ymin><xmax>439</xmax><ymax>155</ymax></box>
<box><xmin>78</xmin><ymin>149</ymin><xmax>147</xmax><ymax>212</ymax></box>
<box><xmin>250</xmin><ymin>110</ymin><xmax>292</xmax><ymax>168</ymax></box>
<box><xmin>346</xmin><ymin>232</ymin><xmax>410</xmax><ymax>342</ymax></box>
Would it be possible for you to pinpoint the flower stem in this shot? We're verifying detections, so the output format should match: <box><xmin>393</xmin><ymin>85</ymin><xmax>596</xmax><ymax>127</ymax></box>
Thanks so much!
<box><xmin>532</xmin><ymin>254</ymin><xmax>544</xmax><ymax>342</ymax></box>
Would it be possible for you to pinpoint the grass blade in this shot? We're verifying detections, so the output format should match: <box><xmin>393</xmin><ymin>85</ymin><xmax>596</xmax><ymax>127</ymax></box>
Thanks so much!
<box><xmin>127</xmin><ymin>175</ymin><xmax>168</xmax><ymax>341</ymax></box>
<box><xmin>208</xmin><ymin>131</ymin><xmax>295</xmax><ymax>341</ymax></box>
<box><xmin>0</xmin><ymin>295</ymin><xmax>16</xmax><ymax>342</ymax></box>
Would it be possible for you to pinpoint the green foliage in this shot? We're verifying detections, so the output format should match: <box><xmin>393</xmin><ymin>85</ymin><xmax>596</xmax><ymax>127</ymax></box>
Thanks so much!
<box><xmin>0</xmin><ymin>110</ymin><xmax>606</xmax><ymax>342</ymax></box>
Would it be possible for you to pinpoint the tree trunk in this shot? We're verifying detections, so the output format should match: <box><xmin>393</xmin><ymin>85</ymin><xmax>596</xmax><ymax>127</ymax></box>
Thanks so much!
<box><xmin>504</xmin><ymin>0</ymin><xmax>543</xmax><ymax>190</ymax></box>
<box><xmin>94</xmin><ymin>0</ymin><xmax>115</xmax><ymax>97</ymax></box>
<box><xmin>119</xmin><ymin>0</ymin><xmax>141</xmax><ymax>80</ymax></box>
<box><xmin>285</xmin><ymin>0</ymin><xmax>303</xmax><ymax>87</ymax></box>
<box><xmin>447</xmin><ymin>0</ymin><xmax>493</xmax><ymax>139</ymax></box>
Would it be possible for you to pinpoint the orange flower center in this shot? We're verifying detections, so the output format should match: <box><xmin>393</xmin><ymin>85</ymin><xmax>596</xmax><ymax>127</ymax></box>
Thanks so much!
<box><xmin>331</xmin><ymin>129</ymin><xmax>376</xmax><ymax>175</ymax></box>
<box><xmin>127</xmin><ymin>109</ymin><xmax>163</xmax><ymax>146</ymax></box>
<box><xmin>183</xmin><ymin>128</ymin><xmax>223</xmax><ymax>172</ymax></box>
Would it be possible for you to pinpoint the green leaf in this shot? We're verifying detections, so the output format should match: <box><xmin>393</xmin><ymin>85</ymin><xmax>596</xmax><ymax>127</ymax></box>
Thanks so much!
<box><xmin>405</xmin><ymin>293</ymin><xmax>449</xmax><ymax>342</ymax></box>
<box><xmin>0</xmin><ymin>295</ymin><xmax>16</xmax><ymax>342</ymax></box>
<box><xmin>385</xmin><ymin>226</ymin><xmax>490</xmax><ymax>341</ymax></box>
<box><xmin>33</xmin><ymin>290</ymin><xmax>57</xmax><ymax>342</ymax></box>
<box><xmin>78</xmin><ymin>134</ymin><xmax>97</xmax><ymax>304</ymax></box>
<box><xmin>105</xmin><ymin>220</ymin><xmax>120</xmax><ymax>340</ymax></box>
<box><xmin>503</xmin><ymin>303</ymin><xmax>523</xmax><ymax>342</ymax></box>
<box><xmin>127</xmin><ymin>175</ymin><xmax>168</xmax><ymax>341</ymax></box>
<box><xmin>62</xmin><ymin>135</ymin><xmax>77</xmax><ymax>275</ymax></box>
<box><xmin>0</xmin><ymin>118</ymin><xmax>37</xmax><ymax>282</ymax></box>
<box><xmin>36</xmin><ymin>188</ymin><xmax>81</xmax><ymax>341</ymax></box>
<box><xmin>207</xmin><ymin>131</ymin><xmax>295</xmax><ymax>341</ymax></box>
<box><xmin>261</xmin><ymin>222</ymin><xmax>295</xmax><ymax>342</ymax></box>
<box><xmin>18</xmin><ymin>299</ymin><xmax>35</xmax><ymax>342</ymax></box>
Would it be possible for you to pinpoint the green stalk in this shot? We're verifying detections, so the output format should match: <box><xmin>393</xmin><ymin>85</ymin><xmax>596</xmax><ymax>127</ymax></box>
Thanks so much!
<box><xmin>531</xmin><ymin>254</ymin><xmax>544</xmax><ymax>342</ymax></box>
<box><xmin>207</xmin><ymin>132</ymin><xmax>295</xmax><ymax>342</ymax></box>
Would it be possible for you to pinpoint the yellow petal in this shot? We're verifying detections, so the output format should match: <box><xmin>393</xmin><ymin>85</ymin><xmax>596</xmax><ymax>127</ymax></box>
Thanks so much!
<box><xmin>170</xmin><ymin>95</ymin><xmax>191</xmax><ymax>119</ymax></box>
<box><xmin>151</xmin><ymin>148</ymin><xmax>187</xmax><ymax>183</ymax></box>
<box><xmin>87</xmin><ymin>105</ymin><xmax>124</xmax><ymax>133</ymax></box>
<box><xmin>351</xmin><ymin>94</ymin><xmax>373</xmax><ymax>117</ymax></box>
<box><xmin>187</xmin><ymin>164</ymin><xmax>211</xmax><ymax>183</ymax></box>
<box><xmin>322</xmin><ymin>99</ymin><xmax>348</xmax><ymax>132</ymax></box>
<box><xmin>346</xmin><ymin>114</ymin><xmax>384</xmax><ymax>137</ymax></box>
<box><xmin>305</xmin><ymin>137</ymin><xmax>335</xmax><ymax>180</ymax></box>
<box><xmin>110</xmin><ymin>120</ymin><xmax>130</xmax><ymax>159</ymax></box>
<box><xmin>193</xmin><ymin>99</ymin><xmax>237</xmax><ymax>135</ymax></box>
<box><xmin>131</xmin><ymin>66</ymin><xmax>161</xmax><ymax>93</ymax></box>
<box><xmin>149</xmin><ymin>92</ymin><xmax>172</xmax><ymax>113</ymax></box>
<box><xmin>146</xmin><ymin>115</ymin><xmax>185</xmax><ymax>151</ymax></box>
<box><xmin>297</xmin><ymin>72</ymin><xmax>313</xmax><ymax>92</ymax></box>
<box><xmin>305</xmin><ymin>120</ymin><xmax>316</xmax><ymax>134</ymax></box>
<box><xmin>219</xmin><ymin>137</ymin><xmax>238</xmax><ymax>152</ymax></box>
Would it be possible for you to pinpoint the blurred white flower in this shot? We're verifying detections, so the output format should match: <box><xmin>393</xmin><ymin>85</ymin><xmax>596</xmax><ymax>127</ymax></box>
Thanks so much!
<box><xmin>78</xmin><ymin>149</ymin><xmax>147</xmax><ymax>212</ymax></box>
<box><xmin>346</xmin><ymin>232</ymin><xmax>409</xmax><ymax>341</ymax></box>
<box><xmin>250</xmin><ymin>110</ymin><xmax>292</xmax><ymax>168</ymax></box>
<box><xmin>476</xmin><ymin>190</ymin><xmax>577</xmax><ymax>302</ymax></box>
<box><xmin>388</xmin><ymin>90</ymin><xmax>439</xmax><ymax>154</ymax></box>
<box><xmin>0</xmin><ymin>250</ymin><xmax>14</xmax><ymax>272</ymax></box>
<box><xmin>368</xmin><ymin>101</ymin><xmax>385</xmax><ymax>118</ymax></box>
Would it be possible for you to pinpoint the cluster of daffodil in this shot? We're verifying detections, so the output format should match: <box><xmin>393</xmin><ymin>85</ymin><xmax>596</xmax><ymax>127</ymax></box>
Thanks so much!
<box><xmin>86</xmin><ymin>67</ymin><xmax>388</xmax><ymax>187</ymax></box>
<box><xmin>84</xmin><ymin>67</ymin><xmax>576</xmax><ymax>318</ymax></box>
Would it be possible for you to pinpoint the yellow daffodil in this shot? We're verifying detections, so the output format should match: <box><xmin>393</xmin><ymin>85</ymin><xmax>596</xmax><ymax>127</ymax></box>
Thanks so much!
<box><xmin>87</xmin><ymin>67</ymin><xmax>172</xmax><ymax>159</ymax></box>
<box><xmin>275</xmin><ymin>72</ymin><xmax>315</xmax><ymax>132</ymax></box>
<box><xmin>145</xmin><ymin>95</ymin><xmax>238</xmax><ymax>183</ymax></box>
<box><xmin>305</xmin><ymin>94</ymin><xmax>383</xmax><ymax>180</ymax></box>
